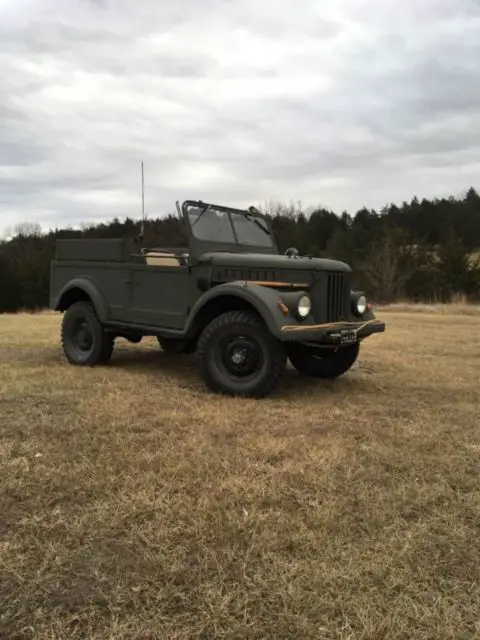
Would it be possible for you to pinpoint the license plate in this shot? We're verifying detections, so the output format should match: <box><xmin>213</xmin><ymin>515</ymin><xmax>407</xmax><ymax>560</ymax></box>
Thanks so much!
<box><xmin>339</xmin><ymin>328</ymin><xmax>357</xmax><ymax>344</ymax></box>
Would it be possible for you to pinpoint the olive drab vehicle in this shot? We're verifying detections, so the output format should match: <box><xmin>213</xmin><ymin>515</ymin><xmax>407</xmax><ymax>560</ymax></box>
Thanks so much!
<box><xmin>49</xmin><ymin>199</ymin><xmax>386</xmax><ymax>398</ymax></box>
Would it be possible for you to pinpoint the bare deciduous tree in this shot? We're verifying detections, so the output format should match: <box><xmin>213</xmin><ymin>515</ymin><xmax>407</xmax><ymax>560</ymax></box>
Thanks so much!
<box><xmin>361</xmin><ymin>227</ymin><xmax>416</xmax><ymax>302</ymax></box>
<box><xmin>13</xmin><ymin>222</ymin><xmax>42</xmax><ymax>238</ymax></box>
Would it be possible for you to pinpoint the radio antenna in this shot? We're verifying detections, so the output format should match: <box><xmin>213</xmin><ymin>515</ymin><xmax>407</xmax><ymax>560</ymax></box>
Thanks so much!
<box><xmin>139</xmin><ymin>161</ymin><xmax>145</xmax><ymax>240</ymax></box>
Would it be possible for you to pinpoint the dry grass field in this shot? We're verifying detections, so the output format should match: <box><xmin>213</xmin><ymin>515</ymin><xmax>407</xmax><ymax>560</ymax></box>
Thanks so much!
<box><xmin>1</xmin><ymin>309</ymin><xmax>480</xmax><ymax>639</ymax></box>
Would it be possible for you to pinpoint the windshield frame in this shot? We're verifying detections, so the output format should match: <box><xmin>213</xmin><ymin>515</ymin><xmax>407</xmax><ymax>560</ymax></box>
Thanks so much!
<box><xmin>182</xmin><ymin>200</ymin><xmax>278</xmax><ymax>259</ymax></box>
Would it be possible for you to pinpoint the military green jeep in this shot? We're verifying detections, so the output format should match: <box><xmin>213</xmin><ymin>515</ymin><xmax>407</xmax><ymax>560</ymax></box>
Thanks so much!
<box><xmin>49</xmin><ymin>199</ymin><xmax>385</xmax><ymax>397</ymax></box>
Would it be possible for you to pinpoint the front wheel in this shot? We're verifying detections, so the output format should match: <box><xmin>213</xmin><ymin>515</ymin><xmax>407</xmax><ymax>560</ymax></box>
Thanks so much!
<box><xmin>196</xmin><ymin>310</ymin><xmax>287</xmax><ymax>398</ymax></box>
<box><xmin>61</xmin><ymin>301</ymin><xmax>114</xmax><ymax>366</ymax></box>
<box><xmin>287</xmin><ymin>343</ymin><xmax>359</xmax><ymax>379</ymax></box>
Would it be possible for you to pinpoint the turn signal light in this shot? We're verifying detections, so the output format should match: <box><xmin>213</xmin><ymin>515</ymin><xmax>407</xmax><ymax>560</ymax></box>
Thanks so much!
<box><xmin>278</xmin><ymin>301</ymin><xmax>289</xmax><ymax>315</ymax></box>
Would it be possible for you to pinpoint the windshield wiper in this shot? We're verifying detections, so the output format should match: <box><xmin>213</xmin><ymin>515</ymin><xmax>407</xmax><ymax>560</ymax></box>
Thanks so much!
<box><xmin>244</xmin><ymin>211</ymin><xmax>271</xmax><ymax>235</ymax></box>
<box><xmin>190</xmin><ymin>204</ymin><xmax>211</xmax><ymax>228</ymax></box>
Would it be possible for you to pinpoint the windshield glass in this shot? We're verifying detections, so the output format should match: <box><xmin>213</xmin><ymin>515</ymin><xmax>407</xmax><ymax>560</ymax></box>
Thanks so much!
<box><xmin>187</xmin><ymin>205</ymin><xmax>273</xmax><ymax>248</ymax></box>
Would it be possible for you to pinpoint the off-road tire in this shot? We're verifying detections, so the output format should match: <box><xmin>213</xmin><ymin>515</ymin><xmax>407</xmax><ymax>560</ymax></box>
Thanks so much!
<box><xmin>287</xmin><ymin>342</ymin><xmax>359</xmax><ymax>379</ymax></box>
<box><xmin>156</xmin><ymin>336</ymin><xmax>195</xmax><ymax>355</ymax></box>
<box><xmin>61</xmin><ymin>301</ymin><xmax>114</xmax><ymax>366</ymax></box>
<box><xmin>196</xmin><ymin>310</ymin><xmax>287</xmax><ymax>398</ymax></box>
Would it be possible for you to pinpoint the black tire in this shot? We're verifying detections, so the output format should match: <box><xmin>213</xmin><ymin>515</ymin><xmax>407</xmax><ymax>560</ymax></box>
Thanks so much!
<box><xmin>287</xmin><ymin>342</ymin><xmax>359</xmax><ymax>379</ymax></box>
<box><xmin>61</xmin><ymin>301</ymin><xmax>114</xmax><ymax>366</ymax></box>
<box><xmin>196</xmin><ymin>310</ymin><xmax>287</xmax><ymax>398</ymax></box>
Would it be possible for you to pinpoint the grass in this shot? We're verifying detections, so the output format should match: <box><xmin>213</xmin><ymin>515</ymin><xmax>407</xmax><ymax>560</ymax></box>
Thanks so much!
<box><xmin>377</xmin><ymin>301</ymin><xmax>480</xmax><ymax>316</ymax></box>
<box><xmin>1</xmin><ymin>310</ymin><xmax>480</xmax><ymax>639</ymax></box>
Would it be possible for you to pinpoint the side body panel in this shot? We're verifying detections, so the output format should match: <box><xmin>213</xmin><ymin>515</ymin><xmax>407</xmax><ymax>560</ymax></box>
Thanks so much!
<box><xmin>127</xmin><ymin>263</ymin><xmax>189</xmax><ymax>329</ymax></box>
<box><xmin>50</xmin><ymin>261</ymin><xmax>130</xmax><ymax>321</ymax></box>
<box><xmin>50</xmin><ymin>260</ymin><xmax>191</xmax><ymax>330</ymax></box>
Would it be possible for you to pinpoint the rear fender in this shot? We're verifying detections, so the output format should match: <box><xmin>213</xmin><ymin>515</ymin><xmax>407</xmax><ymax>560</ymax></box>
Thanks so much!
<box><xmin>55</xmin><ymin>278</ymin><xmax>109</xmax><ymax>322</ymax></box>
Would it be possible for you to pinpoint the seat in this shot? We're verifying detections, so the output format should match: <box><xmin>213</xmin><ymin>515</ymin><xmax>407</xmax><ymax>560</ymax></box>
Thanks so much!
<box><xmin>145</xmin><ymin>251</ymin><xmax>182</xmax><ymax>267</ymax></box>
<box><xmin>142</xmin><ymin>249</ymin><xmax>189</xmax><ymax>267</ymax></box>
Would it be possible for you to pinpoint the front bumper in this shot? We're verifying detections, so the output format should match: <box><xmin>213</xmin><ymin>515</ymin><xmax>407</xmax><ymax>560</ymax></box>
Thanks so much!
<box><xmin>279</xmin><ymin>318</ymin><xmax>386</xmax><ymax>345</ymax></box>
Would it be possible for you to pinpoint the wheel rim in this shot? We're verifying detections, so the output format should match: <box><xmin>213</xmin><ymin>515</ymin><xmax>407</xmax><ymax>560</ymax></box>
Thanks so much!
<box><xmin>71</xmin><ymin>318</ymin><xmax>94</xmax><ymax>354</ymax></box>
<box><xmin>217</xmin><ymin>334</ymin><xmax>264</xmax><ymax>379</ymax></box>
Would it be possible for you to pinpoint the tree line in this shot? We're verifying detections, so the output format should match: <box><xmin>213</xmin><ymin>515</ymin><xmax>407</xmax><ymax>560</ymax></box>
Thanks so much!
<box><xmin>1</xmin><ymin>187</ymin><xmax>480</xmax><ymax>313</ymax></box>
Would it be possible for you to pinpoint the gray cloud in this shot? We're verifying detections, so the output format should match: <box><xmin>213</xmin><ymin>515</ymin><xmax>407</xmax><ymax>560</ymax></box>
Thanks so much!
<box><xmin>1</xmin><ymin>0</ymin><xmax>480</xmax><ymax>234</ymax></box>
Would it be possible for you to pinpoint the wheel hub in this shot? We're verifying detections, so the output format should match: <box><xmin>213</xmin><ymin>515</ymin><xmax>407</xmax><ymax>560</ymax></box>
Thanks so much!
<box><xmin>73</xmin><ymin>320</ymin><xmax>94</xmax><ymax>352</ymax></box>
<box><xmin>220</xmin><ymin>336</ymin><xmax>262</xmax><ymax>378</ymax></box>
<box><xmin>231</xmin><ymin>349</ymin><xmax>246</xmax><ymax>365</ymax></box>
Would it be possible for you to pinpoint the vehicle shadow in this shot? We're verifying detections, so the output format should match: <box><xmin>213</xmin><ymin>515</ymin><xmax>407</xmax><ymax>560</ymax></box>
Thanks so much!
<box><xmin>108</xmin><ymin>345</ymin><xmax>367</xmax><ymax>400</ymax></box>
<box><xmin>279</xmin><ymin>365</ymin><xmax>368</xmax><ymax>400</ymax></box>
<box><xmin>111</xmin><ymin>346</ymin><xmax>202</xmax><ymax>389</ymax></box>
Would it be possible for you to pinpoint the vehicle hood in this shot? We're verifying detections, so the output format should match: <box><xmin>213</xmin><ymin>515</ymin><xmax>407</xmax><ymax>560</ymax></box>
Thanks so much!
<box><xmin>199</xmin><ymin>251</ymin><xmax>351</xmax><ymax>273</ymax></box>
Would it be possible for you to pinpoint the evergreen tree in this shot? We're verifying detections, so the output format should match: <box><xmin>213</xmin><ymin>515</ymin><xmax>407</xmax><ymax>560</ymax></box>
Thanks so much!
<box><xmin>1</xmin><ymin>187</ymin><xmax>479</xmax><ymax>312</ymax></box>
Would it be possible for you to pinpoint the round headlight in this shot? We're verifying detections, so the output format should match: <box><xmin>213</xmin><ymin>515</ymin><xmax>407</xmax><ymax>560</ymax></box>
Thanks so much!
<box><xmin>297</xmin><ymin>295</ymin><xmax>311</xmax><ymax>319</ymax></box>
<box><xmin>355</xmin><ymin>295</ymin><xmax>367</xmax><ymax>315</ymax></box>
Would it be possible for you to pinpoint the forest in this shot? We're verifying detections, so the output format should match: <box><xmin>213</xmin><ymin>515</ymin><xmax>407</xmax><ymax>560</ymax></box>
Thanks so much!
<box><xmin>1</xmin><ymin>187</ymin><xmax>479</xmax><ymax>313</ymax></box>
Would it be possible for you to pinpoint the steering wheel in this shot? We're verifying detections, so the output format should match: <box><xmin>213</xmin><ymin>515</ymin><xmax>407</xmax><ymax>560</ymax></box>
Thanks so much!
<box><xmin>285</xmin><ymin>247</ymin><xmax>299</xmax><ymax>258</ymax></box>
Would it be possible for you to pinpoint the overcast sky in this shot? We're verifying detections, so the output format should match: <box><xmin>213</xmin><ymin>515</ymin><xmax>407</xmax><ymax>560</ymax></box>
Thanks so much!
<box><xmin>1</xmin><ymin>0</ymin><xmax>480</xmax><ymax>234</ymax></box>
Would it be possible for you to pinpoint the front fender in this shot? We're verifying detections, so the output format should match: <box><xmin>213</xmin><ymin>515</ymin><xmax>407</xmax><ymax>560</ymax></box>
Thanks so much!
<box><xmin>55</xmin><ymin>277</ymin><xmax>109</xmax><ymax>322</ymax></box>
<box><xmin>185</xmin><ymin>282</ymin><xmax>296</xmax><ymax>339</ymax></box>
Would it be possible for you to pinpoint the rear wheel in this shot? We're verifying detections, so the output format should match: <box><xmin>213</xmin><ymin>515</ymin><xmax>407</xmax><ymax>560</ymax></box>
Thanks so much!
<box><xmin>287</xmin><ymin>342</ymin><xmax>359</xmax><ymax>379</ymax></box>
<box><xmin>196</xmin><ymin>310</ymin><xmax>287</xmax><ymax>398</ymax></box>
<box><xmin>61</xmin><ymin>301</ymin><xmax>114</xmax><ymax>366</ymax></box>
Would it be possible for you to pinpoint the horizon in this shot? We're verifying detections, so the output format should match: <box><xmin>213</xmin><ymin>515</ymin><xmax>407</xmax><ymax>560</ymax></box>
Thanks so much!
<box><xmin>2</xmin><ymin>184</ymin><xmax>478</xmax><ymax>240</ymax></box>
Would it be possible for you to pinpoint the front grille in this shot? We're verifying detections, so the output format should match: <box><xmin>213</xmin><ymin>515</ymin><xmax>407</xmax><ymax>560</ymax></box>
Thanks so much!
<box><xmin>326</xmin><ymin>272</ymin><xmax>350</xmax><ymax>322</ymax></box>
